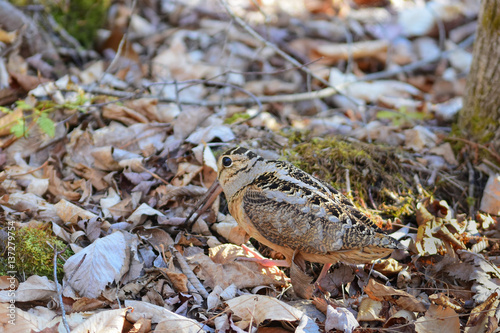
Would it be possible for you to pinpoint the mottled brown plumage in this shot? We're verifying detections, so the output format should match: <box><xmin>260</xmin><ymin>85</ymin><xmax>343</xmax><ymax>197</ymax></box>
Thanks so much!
<box><xmin>217</xmin><ymin>147</ymin><xmax>403</xmax><ymax>271</ymax></box>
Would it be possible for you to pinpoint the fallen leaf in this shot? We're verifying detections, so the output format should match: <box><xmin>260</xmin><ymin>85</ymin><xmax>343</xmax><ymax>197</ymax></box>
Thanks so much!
<box><xmin>226</xmin><ymin>295</ymin><xmax>319</xmax><ymax>331</ymax></box>
<box><xmin>325</xmin><ymin>305</ymin><xmax>359</xmax><ymax>333</ymax></box>
<box><xmin>364</xmin><ymin>279</ymin><xmax>427</xmax><ymax>313</ymax></box>
<box><xmin>415</xmin><ymin>304</ymin><xmax>460</xmax><ymax>333</ymax></box>
<box><xmin>63</xmin><ymin>231</ymin><xmax>142</xmax><ymax>298</ymax></box>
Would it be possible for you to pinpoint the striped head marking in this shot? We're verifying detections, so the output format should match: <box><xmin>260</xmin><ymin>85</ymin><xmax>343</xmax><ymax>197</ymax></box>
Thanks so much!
<box><xmin>217</xmin><ymin>147</ymin><xmax>264</xmax><ymax>199</ymax></box>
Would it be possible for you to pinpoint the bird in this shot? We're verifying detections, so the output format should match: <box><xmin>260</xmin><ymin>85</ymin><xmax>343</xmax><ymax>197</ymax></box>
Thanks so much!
<box><xmin>215</xmin><ymin>146</ymin><xmax>404</xmax><ymax>289</ymax></box>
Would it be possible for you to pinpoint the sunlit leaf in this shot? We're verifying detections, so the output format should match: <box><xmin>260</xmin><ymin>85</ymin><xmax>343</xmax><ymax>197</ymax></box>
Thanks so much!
<box><xmin>11</xmin><ymin>119</ymin><xmax>27</xmax><ymax>137</ymax></box>
<box><xmin>376</xmin><ymin>110</ymin><xmax>398</xmax><ymax>119</ymax></box>
<box><xmin>0</xmin><ymin>106</ymin><xmax>11</xmax><ymax>114</ymax></box>
<box><xmin>15</xmin><ymin>100</ymin><xmax>33</xmax><ymax>110</ymax></box>
<box><xmin>37</xmin><ymin>115</ymin><xmax>55</xmax><ymax>137</ymax></box>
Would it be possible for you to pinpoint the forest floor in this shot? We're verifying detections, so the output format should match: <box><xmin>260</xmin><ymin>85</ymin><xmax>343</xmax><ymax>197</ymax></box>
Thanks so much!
<box><xmin>0</xmin><ymin>0</ymin><xmax>499</xmax><ymax>332</ymax></box>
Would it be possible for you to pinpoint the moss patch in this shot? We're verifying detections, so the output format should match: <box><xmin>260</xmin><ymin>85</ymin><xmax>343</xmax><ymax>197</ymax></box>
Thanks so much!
<box><xmin>0</xmin><ymin>224</ymin><xmax>73</xmax><ymax>281</ymax></box>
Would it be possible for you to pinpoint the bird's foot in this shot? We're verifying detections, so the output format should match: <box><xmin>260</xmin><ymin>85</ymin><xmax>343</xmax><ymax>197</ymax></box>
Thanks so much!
<box><xmin>239</xmin><ymin>244</ymin><xmax>290</xmax><ymax>267</ymax></box>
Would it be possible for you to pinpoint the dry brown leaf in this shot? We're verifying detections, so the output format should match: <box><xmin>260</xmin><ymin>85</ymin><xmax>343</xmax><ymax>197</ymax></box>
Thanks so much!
<box><xmin>429</xmin><ymin>293</ymin><xmax>464</xmax><ymax>313</ymax></box>
<box><xmin>129</xmin><ymin>317</ymin><xmax>151</xmax><ymax>333</ymax></box>
<box><xmin>102</xmin><ymin>104</ymin><xmax>149</xmax><ymax>125</ymax></box>
<box><xmin>225</xmin><ymin>295</ymin><xmax>318</xmax><ymax>330</ymax></box>
<box><xmin>357</xmin><ymin>298</ymin><xmax>384</xmax><ymax>322</ymax></box>
<box><xmin>415</xmin><ymin>304</ymin><xmax>460</xmax><ymax>333</ymax></box>
<box><xmin>372</xmin><ymin>258</ymin><xmax>404</xmax><ymax>276</ymax></box>
<box><xmin>125</xmin><ymin>300</ymin><xmax>205</xmax><ymax>331</ymax></box>
<box><xmin>171</xmin><ymin>162</ymin><xmax>203</xmax><ymax>187</ymax></box>
<box><xmin>54</xmin><ymin>199</ymin><xmax>97</xmax><ymax>224</ymax></box>
<box><xmin>72</xmin><ymin>163</ymin><xmax>108</xmax><ymax>191</ymax></box>
<box><xmin>0</xmin><ymin>275</ymin><xmax>18</xmax><ymax>290</ymax></box>
<box><xmin>325</xmin><ymin>305</ymin><xmax>359</xmax><ymax>333</ymax></box>
<box><xmin>2</xmin><ymin>192</ymin><xmax>61</xmax><ymax>223</ymax></box>
<box><xmin>364</xmin><ymin>279</ymin><xmax>427</xmax><ymax>313</ymax></box>
<box><xmin>383</xmin><ymin>309</ymin><xmax>416</xmax><ymax>328</ymax></box>
<box><xmin>0</xmin><ymin>275</ymin><xmax>58</xmax><ymax>302</ymax></box>
<box><xmin>480</xmin><ymin>174</ymin><xmax>500</xmax><ymax>216</ymax></box>
<box><xmin>315</xmin><ymin>39</ymin><xmax>389</xmax><ymax>62</ymax></box>
<box><xmin>465</xmin><ymin>292</ymin><xmax>500</xmax><ymax>333</ymax></box>
<box><xmin>90</xmin><ymin>146</ymin><xmax>126</xmax><ymax>171</ymax></box>
<box><xmin>124</xmin><ymin>98</ymin><xmax>160</xmax><ymax>122</ymax></box>
<box><xmin>71</xmin><ymin>297</ymin><xmax>107</xmax><ymax>312</ymax></box>
<box><xmin>188</xmin><ymin>247</ymin><xmax>285</xmax><ymax>289</ymax></box>
<box><xmin>71</xmin><ymin>307</ymin><xmax>131</xmax><ymax>333</ymax></box>
<box><xmin>137</xmin><ymin>227</ymin><xmax>174</xmax><ymax>249</ymax></box>
<box><xmin>127</xmin><ymin>203</ymin><xmax>165</xmax><ymax>227</ymax></box>
<box><xmin>0</xmin><ymin>303</ymin><xmax>44</xmax><ymax>332</ymax></box>
<box><xmin>0</xmin><ymin>28</ymin><xmax>16</xmax><ymax>43</ymax></box>
<box><xmin>0</xmin><ymin>108</ymin><xmax>22</xmax><ymax>136</ymax></box>
<box><xmin>212</xmin><ymin>215</ymin><xmax>250</xmax><ymax>245</ymax></box>
<box><xmin>429</xmin><ymin>143</ymin><xmax>458</xmax><ymax>166</ymax></box>
<box><xmin>44</xmin><ymin>165</ymin><xmax>81</xmax><ymax>201</ymax></box>
<box><xmin>64</xmin><ymin>231</ymin><xmax>142</xmax><ymax>298</ymax></box>
<box><xmin>161</xmin><ymin>269</ymin><xmax>188</xmax><ymax>293</ymax></box>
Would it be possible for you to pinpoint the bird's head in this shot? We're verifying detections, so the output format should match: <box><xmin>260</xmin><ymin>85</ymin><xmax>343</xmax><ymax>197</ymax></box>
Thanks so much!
<box><xmin>217</xmin><ymin>147</ymin><xmax>264</xmax><ymax>199</ymax></box>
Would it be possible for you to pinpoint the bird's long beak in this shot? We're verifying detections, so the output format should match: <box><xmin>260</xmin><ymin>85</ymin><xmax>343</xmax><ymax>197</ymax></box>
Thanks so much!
<box><xmin>185</xmin><ymin>180</ymin><xmax>223</xmax><ymax>228</ymax></box>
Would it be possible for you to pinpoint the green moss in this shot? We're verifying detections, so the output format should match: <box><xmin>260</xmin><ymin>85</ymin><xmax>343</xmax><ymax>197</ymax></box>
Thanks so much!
<box><xmin>481</xmin><ymin>2</ymin><xmax>500</xmax><ymax>31</ymax></box>
<box><xmin>48</xmin><ymin>0</ymin><xmax>110</xmax><ymax>49</ymax></box>
<box><xmin>466</xmin><ymin>196</ymin><xmax>476</xmax><ymax>207</ymax></box>
<box><xmin>224</xmin><ymin>112</ymin><xmax>251</xmax><ymax>124</ymax></box>
<box><xmin>0</xmin><ymin>225</ymin><xmax>73</xmax><ymax>281</ymax></box>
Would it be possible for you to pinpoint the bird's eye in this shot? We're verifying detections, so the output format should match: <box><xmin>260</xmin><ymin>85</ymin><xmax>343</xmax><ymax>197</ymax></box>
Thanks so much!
<box><xmin>222</xmin><ymin>156</ymin><xmax>232</xmax><ymax>167</ymax></box>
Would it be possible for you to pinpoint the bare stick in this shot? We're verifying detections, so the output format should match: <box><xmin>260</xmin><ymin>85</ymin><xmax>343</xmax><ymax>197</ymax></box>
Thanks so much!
<box><xmin>169</xmin><ymin>246</ymin><xmax>209</xmax><ymax>299</ymax></box>
<box><xmin>218</xmin><ymin>0</ymin><xmax>339</xmax><ymax>91</ymax></box>
<box><xmin>78</xmin><ymin>34</ymin><xmax>475</xmax><ymax>108</ymax></box>
<box><xmin>51</xmin><ymin>244</ymin><xmax>70</xmax><ymax>333</ymax></box>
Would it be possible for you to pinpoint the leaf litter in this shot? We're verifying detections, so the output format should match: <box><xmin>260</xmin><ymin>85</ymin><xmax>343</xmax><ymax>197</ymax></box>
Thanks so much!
<box><xmin>0</xmin><ymin>0</ymin><xmax>498</xmax><ymax>332</ymax></box>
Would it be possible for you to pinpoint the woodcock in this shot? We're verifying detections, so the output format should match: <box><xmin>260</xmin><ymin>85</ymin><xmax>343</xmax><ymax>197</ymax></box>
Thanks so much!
<box><xmin>215</xmin><ymin>146</ymin><xmax>404</xmax><ymax>283</ymax></box>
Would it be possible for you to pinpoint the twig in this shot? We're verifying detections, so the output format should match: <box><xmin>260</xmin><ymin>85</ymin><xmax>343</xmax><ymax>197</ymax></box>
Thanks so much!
<box><xmin>78</xmin><ymin>34</ymin><xmax>475</xmax><ymax>109</ymax></box>
<box><xmin>81</xmin><ymin>84</ymin><xmax>338</xmax><ymax>106</ymax></box>
<box><xmin>345</xmin><ymin>169</ymin><xmax>351</xmax><ymax>197</ymax></box>
<box><xmin>169</xmin><ymin>246</ymin><xmax>209</xmax><ymax>299</ymax></box>
<box><xmin>360</xmin><ymin>33</ymin><xmax>475</xmax><ymax>82</ymax></box>
<box><xmin>50</xmin><ymin>244</ymin><xmax>70</xmax><ymax>333</ymax></box>
<box><xmin>147</xmin><ymin>79</ymin><xmax>263</xmax><ymax>116</ymax></box>
<box><xmin>138</xmin><ymin>165</ymin><xmax>169</xmax><ymax>186</ymax></box>
<box><xmin>467</xmin><ymin>159</ymin><xmax>475</xmax><ymax>217</ymax></box>
<box><xmin>449</xmin><ymin>137</ymin><xmax>500</xmax><ymax>164</ymax></box>
<box><xmin>174</xmin><ymin>80</ymin><xmax>183</xmax><ymax>113</ymax></box>
<box><xmin>8</xmin><ymin>160</ymin><xmax>48</xmax><ymax>178</ymax></box>
<box><xmin>218</xmin><ymin>0</ymin><xmax>340</xmax><ymax>92</ymax></box>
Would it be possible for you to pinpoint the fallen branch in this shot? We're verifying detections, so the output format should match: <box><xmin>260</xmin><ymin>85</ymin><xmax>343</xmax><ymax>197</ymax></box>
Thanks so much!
<box><xmin>169</xmin><ymin>246</ymin><xmax>209</xmax><ymax>300</ymax></box>
<box><xmin>77</xmin><ymin>33</ymin><xmax>475</xmax><ymax>109</ymax></box>
<box><xmin>50</xmin><ymin>243</ymin><xmax>70</xmax><ymax>333</ymax></box>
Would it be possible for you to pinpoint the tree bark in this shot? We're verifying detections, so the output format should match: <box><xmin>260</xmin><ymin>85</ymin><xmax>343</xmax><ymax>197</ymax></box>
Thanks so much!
<box><xmin>458</xmin><ymin>0</ymin><xmax>500</xmax><ymax>151</ymax></box>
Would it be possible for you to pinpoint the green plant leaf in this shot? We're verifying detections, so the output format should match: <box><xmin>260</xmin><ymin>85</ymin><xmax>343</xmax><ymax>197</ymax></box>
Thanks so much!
<box><xmin>37</xmin><ymin>116</ymin><xmax>55</xmax><ymax>137</ymax></box>
<box><xmin>11</xmin><ymin>119</ymin><xmax>27</xmax><ymax>138</ymax></box>
<box><xmin>376</xmin><ymin>110</ymin><xmax>398</xmax><ymax>119</ymax></box>
<box><xmin>16</xmin><ymin>100</ymin><xmax>33</xmax><ymax>110</ymax></box>
<box><xmin>0</xmin><ymin>106</ymin><xmax>11</xmax><ymax>114</ymax></box>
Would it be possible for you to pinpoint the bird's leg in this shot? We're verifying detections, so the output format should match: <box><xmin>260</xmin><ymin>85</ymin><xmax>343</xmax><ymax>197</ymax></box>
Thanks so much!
<box><xmin>315</xmin><ymin>263</ymin><xmax>332</xmax><ymax>284</ymax></box>
<box><xmin>239</xmin><ymin>244</ymin><xmax>291</xmax><ymax>267</ymax></box>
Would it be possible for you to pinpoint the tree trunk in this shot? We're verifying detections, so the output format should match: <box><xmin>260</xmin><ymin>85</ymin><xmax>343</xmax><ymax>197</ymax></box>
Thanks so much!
<box><xmin>458</xmin><ymin>0</ymin><xmax>500</xmax><ymax>151</ymax></box>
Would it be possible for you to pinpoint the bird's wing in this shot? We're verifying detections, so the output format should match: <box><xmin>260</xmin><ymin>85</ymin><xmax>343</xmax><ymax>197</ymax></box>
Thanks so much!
<box><xmin>242</xmin><ymin>185</ymin><xmax>337</xmax><ymax>254</ymax></box>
